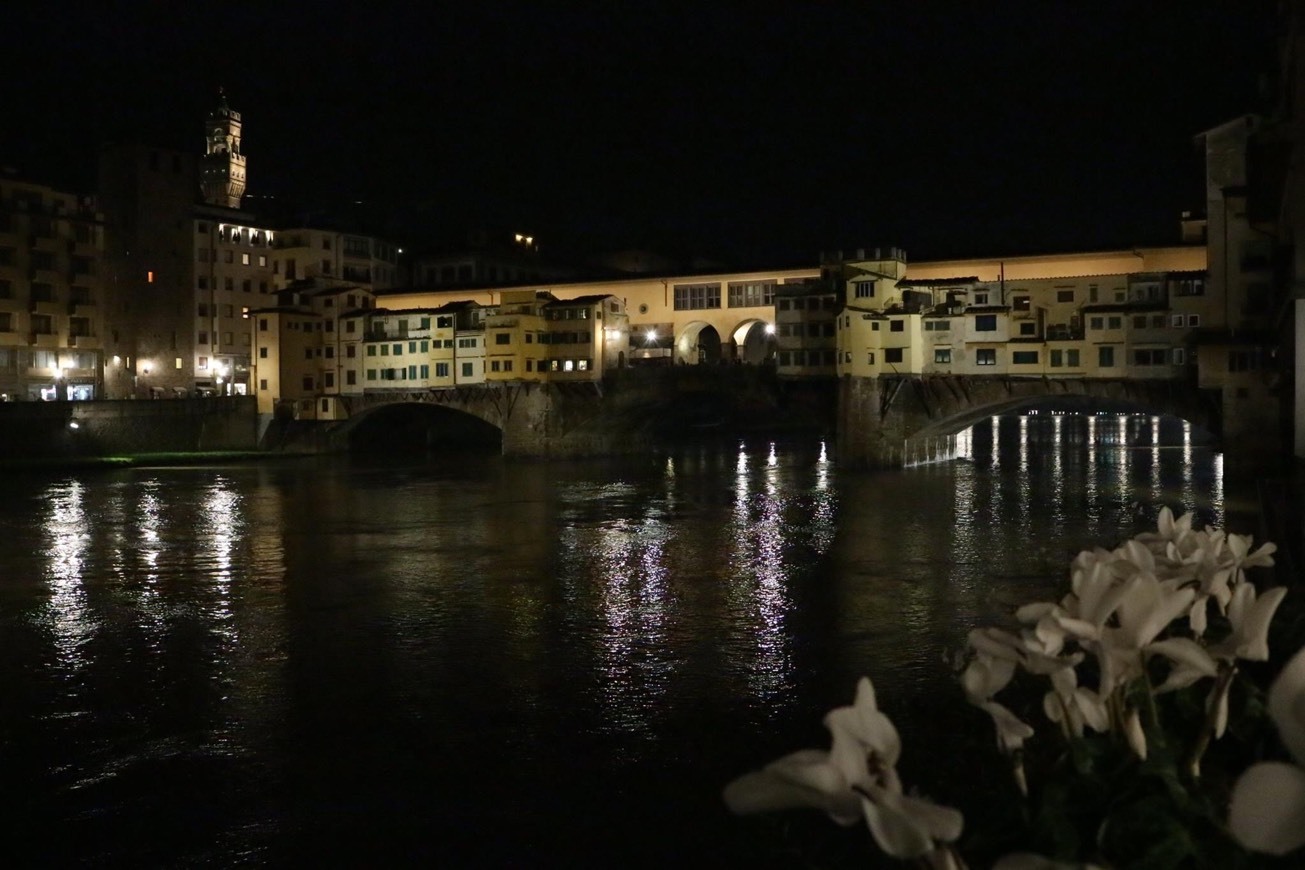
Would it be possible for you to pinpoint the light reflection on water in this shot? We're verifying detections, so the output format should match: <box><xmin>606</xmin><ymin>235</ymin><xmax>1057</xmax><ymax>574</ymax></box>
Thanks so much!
<box><xmin>0</xmin><ymin>417</ymin><xmax>1238</xmax><ymax>866</ymax></box>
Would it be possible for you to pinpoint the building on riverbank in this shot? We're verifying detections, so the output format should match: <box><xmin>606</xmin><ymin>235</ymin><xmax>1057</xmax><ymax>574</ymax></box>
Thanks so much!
<box><xmin>0</xmin><ymin>170</ymin><xmax>105</xmax><ymax>401</ymax></box>
<box><xmin>97</xmin><ymin>91</ymin><xmax>403</xmax><ymax>400</ymax></box>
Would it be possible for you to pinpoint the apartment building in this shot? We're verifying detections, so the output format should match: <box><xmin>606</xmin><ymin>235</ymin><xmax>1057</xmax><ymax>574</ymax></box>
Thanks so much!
<box><xmin>99</xmin><ymin>92</ymin><xmax>402</xmax><ymax>399</ymax></box>
<box><xmin>0</xmin><ymin>172</ymin><xmax>105</xmax><ymax>400</ymax></box>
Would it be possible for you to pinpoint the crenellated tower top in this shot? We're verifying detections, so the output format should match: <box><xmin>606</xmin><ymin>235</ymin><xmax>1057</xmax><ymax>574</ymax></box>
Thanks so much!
<box><xmin>200</xmin><ymin>87</ymin><xmax>246</xmax><ymax>208</ymax></box>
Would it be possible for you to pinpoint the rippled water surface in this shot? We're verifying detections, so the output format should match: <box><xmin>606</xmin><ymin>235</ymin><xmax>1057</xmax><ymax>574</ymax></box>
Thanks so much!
<box><xmin>0</xmin><ymin>415</ymin><xmax>1240</xmax><ymax>867</ymax></box>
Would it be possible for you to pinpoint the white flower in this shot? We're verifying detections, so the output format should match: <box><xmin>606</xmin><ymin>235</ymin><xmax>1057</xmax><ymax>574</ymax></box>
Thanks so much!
<box><xmin>1136</xmin><ymin>506</ymin><xmax>1196</xmax><ymax>555</ymax></box>
<box><xmin>1230</xmin><ymin>646</ymin><xmax>1305</xmax><ymax>855</ymax></box>
<box><xmin>1226</xmin><ymin>533</ymin><xmax>1277</xmax><ymax>581</ymax></box>
<box><xmin>979</xmin><ymin>700</ymin><xmax>1035</xmax><ymax>753</ymax></box>
<box><xmin>724</xmin><ymin>675</ymin><xmax>963</xmax><ymax>862</ymax></box>
<box><xmin>1042</xmin><ymin>665</ymin><xmax>1109</xmax><ymax>737</ymax></box>
<box><xmin>859</xmin><ymin>782</ymin><xmax>964</xmax><ymax>860</ymax></box>
<box><xmin>1147</xmin><ymin>637</ymin><xmax>1218</xmax><ymax>693</ymax></box>
<box><xmin>722</xmin><ymin>748</ymin><xmax>864</xmax><ymax>825</ymax></box>
<box><xmin>1210</xmin><ymin>583</ymin><xmax>1287</xmax><ymax>663</ymax></box>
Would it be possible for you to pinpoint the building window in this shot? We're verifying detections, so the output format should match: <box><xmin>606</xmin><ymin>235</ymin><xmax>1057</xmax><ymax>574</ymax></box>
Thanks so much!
<box><xmin>259</xmin><ymin>378</ymin><xmax>268</xmax><ymax>390</ymax></box>
<box><xmin>884</xmin><ymin>348</ymin><xmax>904</xmax><ymax>363</ymax></box>
<box><xmin>1133</xmin><ymin>349</ymin><xmax>1166</xmax><ymax>366</ymax></box>
<box><xmin>1050</xmin><ymin>349</ymin><xmax>1063</xmax><ymax>367</ymax></box>
<box><xmin>1171</xmin><ymin>314</ymin><xmax>1185</xmax><ymax>328</ymax></box>
<box><xmin>1012</xmin><ymin>296</ymin><xmax>1030</xmax><ymax>312</ymax></box>
<box><xmin>934</xmin><ymin>348</ymin><xmax>951</xmax><ymax>364</ymax></box>
<box><xmin>436</xmin><ymin>362</ymin><xmax>449</xmax><ymax>378</ymax></box>
<box><xmin>976</xmin><ymin>348</ymin><xmax>997</xmax><ymax>366</ymax></box>
<box><xmin>853</xmin><ymin>280</ymin><xmax>876</xmax><ymax>299</ymax></box>
<box><xmin>1172</xmin><ymin>348</ymin><xmax>1186</xmax><ymax>366</ymax></box>
<box><xmin>973</xmin><ymin>293</ymin><xmax>988</xmax><ymax>305</ymax></box>
<box><xmin>1132</xmin><ymin>315</ymin><xmax>1147</xmax><ymax>329</ymax></box>
<box><xmin>198</xmin><ymin>356</ymin><xmax>208</xmax><ymax>370</ymax></box>
<box><xmin>495</xmin><ymin>333</ymin><xmax>510</xmax><ymax>345</ymax></box>
<box><xmin>259</xmin><ymin>347</ymin><xmax>268</xmax><ymax>359</ymax></box>
<box><xmin>491</xmin><ymin>360</ymin><xmax>500</xmax><ymax>372</ymax></box>
<box><xmin>1090</xmin><ymin>317</ymin><xmax>1104</xmax><ymax>330</ymax></box>
<box><xmin>1229</xmin><ymin>350</ymin><xmax>1262</xmax><ymax>372</ymax></box>
<box><xmin>672</xmin><ymin>282</ymin><xmax>721</xmax><ymax>310</ymax></box>
<box><xmin>1056</xmin><ymin>289</ymin><xmax>1074</xmax><ymax>303</ymax></box>
<box><xmin>346</xmin><ymin>371</ymin><xmax>357</xmax><ymax>385</ymax></box>
<box><xmin>241</xmin><ymin>253</ymin><xmax>250</xmax><ymax>265</ymax></box>
<box><xmin>865</xmin><ymin>352</ymin><xmax>874</xmax><ymax>365</ymax></box>
<box><xmin>1107</xmin><ymin>316</ymin><xmax>1121</xmax><ymax>330</ymax></box>
<box><xmin>974</xmin><ymin>314</ymin><xmax>997</xmax><ymax>332</ymax></box>
<box><xmin>1067</xmin><ymin>349</ymin><xmax>1080</xmax><ymax>367</ymax></box>
<box><xmin>1187</xmin><ymin>314</ymin><xmax>1201</xmax><ymax>327</ymax></box>
<box><xmin>462</xmin><ymin>362</ymin><xmax>473</xmax><ymax>377</ymax></box>
<box><xmin>1019</xmin><ymin>323</ymin><xmax>1035</xmax><ymax>336</ymax></box>
<box><xmin>1099</xmin><ymin>346</ymin><xmax>1116</xmax><ymax>368</ymax></box>
<box><xmin>1012</xmin><ymin>350</ymin><xmax>1038</xmax><ymax>365</ymax></box>
<box><xmin>889</xmin><ymin>320</ymin><xmax>904</xmax><ymax>332</ymax></box>
<box><xmin>727</xmin><ymin>281</ymin><xmax>776</xmax><ymax>307</ymax></box>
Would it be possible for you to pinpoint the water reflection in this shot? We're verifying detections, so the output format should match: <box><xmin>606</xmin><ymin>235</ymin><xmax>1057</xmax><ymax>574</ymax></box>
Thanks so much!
<box><xmin>729</xmin><ymin>442</ymin><xmax>795</xmax><ymax>701</ymax></box>
<box><xmin>0</xmin><ymin>425</ymin><xmax>1235</xmax><ymax>867</ymax></box>
<box><xmin>40</xmin><ymin>479</ymin><xmax>96</xmax><ymax>678</ymax></box>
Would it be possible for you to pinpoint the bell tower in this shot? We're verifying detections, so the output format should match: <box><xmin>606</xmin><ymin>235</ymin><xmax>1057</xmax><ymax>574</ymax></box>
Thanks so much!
<box><xmin>200</xmin><ymin>88</ymin><xmax>246</xmax><ymax>208</ymax></box>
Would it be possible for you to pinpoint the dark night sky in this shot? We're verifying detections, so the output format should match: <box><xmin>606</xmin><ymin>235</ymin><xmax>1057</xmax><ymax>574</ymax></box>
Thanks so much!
<box><xmin>1</xmin><ymin>1</ymin><xmax>1280</xmax><ymax>266</ymax></box>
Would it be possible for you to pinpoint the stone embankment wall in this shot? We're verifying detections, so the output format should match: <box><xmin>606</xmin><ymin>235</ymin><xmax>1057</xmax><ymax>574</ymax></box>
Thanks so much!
<box><xmin>0</xmin><ymin>397</ymin><xmax>258</xmax><ymax>458</ymax></box>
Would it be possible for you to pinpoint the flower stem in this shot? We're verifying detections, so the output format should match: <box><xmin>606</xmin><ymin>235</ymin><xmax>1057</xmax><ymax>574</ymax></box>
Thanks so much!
<box><xmin>1187</xmin><ymin>662</ymin><xmax>1236</xmax><ymax>780</ymax></box>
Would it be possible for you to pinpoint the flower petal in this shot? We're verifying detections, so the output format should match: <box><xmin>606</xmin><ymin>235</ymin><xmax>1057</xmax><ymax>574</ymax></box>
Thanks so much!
<box><xmin>723</xmin><ymin>750</ymin><xmax>862</xmax><ymax>826</ymax></box>
<box><xmin>1269</xmin><ymin>646</ymin><xmax>1305</xmax><ymax>766</ymax></box>
<box><xmin>860</xmin><ymin>787</ymin><xmax>962</xmax><ymax>859</ymax></box>
<box><xmin>1229</xmin><ymin>761</ymin><xmax>1305</xmax><ymax>855</ymax></box>
<box><xmin>980</xmin><ymin>700</ymin><xmax>1034</xmax><ymax>752</ymax></box>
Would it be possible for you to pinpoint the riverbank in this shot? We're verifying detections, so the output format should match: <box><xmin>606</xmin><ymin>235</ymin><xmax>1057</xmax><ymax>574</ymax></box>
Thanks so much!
<box><xmin>0</xmin><ymin>450</ymin><xmax>300</xmax><ymax>473</ymax></box>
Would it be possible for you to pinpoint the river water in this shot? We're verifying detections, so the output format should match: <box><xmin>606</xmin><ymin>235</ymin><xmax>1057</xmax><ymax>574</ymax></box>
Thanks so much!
<box><xmin>0</xmin><ymin>414</ymin><xmax>1243</xmax><ymax>867</ymax></box>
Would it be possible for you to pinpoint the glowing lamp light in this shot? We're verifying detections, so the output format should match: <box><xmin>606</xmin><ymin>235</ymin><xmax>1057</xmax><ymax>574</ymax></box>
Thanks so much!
<box><xmin>68</xmin><ymin>421</ymin><xmax>80</xmax><ymax>430</ymax></box>
<box><xmin>764</xmin><ymin>323</ymin><xmax>776</xmax><ymax>335</ymax></box>
<box><xmin>644</xmin><ymin>329</ymin><xmax>657</xmax><ymax>344</ymax></box>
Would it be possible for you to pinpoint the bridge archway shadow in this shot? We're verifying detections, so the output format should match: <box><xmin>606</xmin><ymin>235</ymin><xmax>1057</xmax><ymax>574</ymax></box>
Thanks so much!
<box><xmin>920</xmin><ymin>394</ymin><xmax>1219</xmax><ymax>444</ymax></box>
<box><xmin>344</xmin><ymin>403</ymin><xmax>503</xmax><ymax>453</ymax></box>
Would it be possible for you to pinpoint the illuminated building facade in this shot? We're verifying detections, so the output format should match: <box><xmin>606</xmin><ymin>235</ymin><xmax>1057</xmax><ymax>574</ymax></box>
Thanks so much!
<box><xmin>98</xmin><ymin>91</ymin><xmax>403</xmax><ymax>398</ymax></box>
<box><xmin>0</xmin><ymin>172</ymin><xmax>105</xmax><ymax>400</ymax></box>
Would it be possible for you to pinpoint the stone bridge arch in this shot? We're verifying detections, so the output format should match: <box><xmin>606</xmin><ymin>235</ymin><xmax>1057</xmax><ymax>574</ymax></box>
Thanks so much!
<box><xmin>291</xmin><ymin>382</ymin><xmax>620</xmax><ymax>457</ymax></box>
<box><xmin>675</xmin><ymin>321</ymin><xmax>723</xmax><ymax>365</ymax></box>
<box><xmin>728</xmin><ymin>317</ymin><xmax>775</xmax><ymax>365</ymax></box>
<box><xmin>838</xmin><ymin>374</ymin><xmax>1222</xmax><ymax>468</ymax></box>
